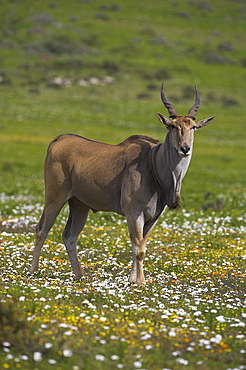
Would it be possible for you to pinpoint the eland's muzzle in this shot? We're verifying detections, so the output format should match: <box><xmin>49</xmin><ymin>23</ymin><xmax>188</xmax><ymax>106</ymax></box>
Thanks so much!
<box><xmin>180</xmin><ymin>145</ymin><xmax>190</xmax><ymax>157</ymax></box>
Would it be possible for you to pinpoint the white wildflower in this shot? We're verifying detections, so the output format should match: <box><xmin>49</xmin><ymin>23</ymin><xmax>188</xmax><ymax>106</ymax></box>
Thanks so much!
<box><xmin>48</xmin><ymin>359</ymin><xmax>57</xmax><ymax>364</ymax></box>
<box><xmin>63</xmin><ymin>349</ymin><xmax>72</xmax><ymax>357</ymax></box>
<box><xmin>44</xmin><ymin>342</ymin><xmax>53</xmax><ymax>349</ymax></box>
<box><xmin>33</xmin><ymin>352</ymin><xmax>42</xmax><ymax>362</ymax></box>
<box><xmin>95</xmin><ymin>354</ymin><xmax>105</xmax><ymax>361</ymax></box>
<box><xmin>211</xmin><ymin>334</ymin><xmax>222</xmax><ymax>344</ymax></box>
<box><xmin>216</xmin><ymin>315</ymin><xmax>226</xmax><ymax>323</ymax></box>
<box><xmin>176</xmin><ymin>358</ymin><xmax>189</xmax><ymax>365</ymax></box>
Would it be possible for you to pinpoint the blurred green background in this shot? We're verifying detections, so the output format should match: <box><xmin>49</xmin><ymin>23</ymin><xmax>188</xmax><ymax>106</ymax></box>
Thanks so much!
<box><xmin>0</xmin><ymin>0</ymin><xmax>245</xmax><ymax>209</ymax></box>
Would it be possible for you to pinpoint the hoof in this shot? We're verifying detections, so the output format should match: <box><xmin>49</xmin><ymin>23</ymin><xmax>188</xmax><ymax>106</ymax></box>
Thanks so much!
<box><xmin>136</xmin><ymin>279</ymin><xmax>146</xmax><ymax>286</ymax></box>
<box><xmin>29</xmin><ymin>266</ymin><xmax>38</xmax><ymax>274</ymax></box>
<box><xmin>129</xmin><ymin>275</ymin><xmax>136</xmax><ymax>284</ymax></box>
<box><xmin>129</xmin><ymin>276</ymin><xmax>146</xmax><ymax>286</ymax></box>
<box><xmin>73</xmin><ymin>272</ymin><xmax>84</xmax><ymax>281</ymax></box>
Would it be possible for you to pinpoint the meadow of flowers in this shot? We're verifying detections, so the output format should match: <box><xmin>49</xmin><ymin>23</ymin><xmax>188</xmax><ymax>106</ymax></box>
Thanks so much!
<box><xmin>0</xmin><ymin>190</ymin><xmax>245</xmax><ymax>370</ymax></box>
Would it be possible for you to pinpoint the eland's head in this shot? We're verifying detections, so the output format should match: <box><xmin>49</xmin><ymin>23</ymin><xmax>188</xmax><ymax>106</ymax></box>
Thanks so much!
<box><xmin>157</xmin><ymin>83</ymin><xmax>216</xmax><ymax>158</ymax></box>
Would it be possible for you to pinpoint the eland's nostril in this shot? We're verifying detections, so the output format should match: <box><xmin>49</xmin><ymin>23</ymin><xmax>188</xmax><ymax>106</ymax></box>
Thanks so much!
<box><xmin>180</xmin><ymin>145</ymin><xmax>190</xmax><ymax>154</ymax></box>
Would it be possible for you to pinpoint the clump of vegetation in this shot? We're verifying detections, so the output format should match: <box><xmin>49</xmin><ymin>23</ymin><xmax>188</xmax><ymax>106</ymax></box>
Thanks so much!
<box><xmin>0</xmin><ymin>301</ymin><xmax>30</xmax><ymax>352</ymax></box>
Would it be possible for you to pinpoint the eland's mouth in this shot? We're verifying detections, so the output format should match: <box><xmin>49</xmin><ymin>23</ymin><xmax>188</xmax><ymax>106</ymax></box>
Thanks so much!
<box><xmin>178</xmin><ymin>151</ymin><xmax>191</xmax><ymax>158</ymax></box>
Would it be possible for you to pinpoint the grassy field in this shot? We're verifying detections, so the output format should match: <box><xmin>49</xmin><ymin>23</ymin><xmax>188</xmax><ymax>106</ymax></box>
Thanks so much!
<box><xmin>0</xmin><ymin>0</ymin><xmax>245</xmax><ymax>369</ymax></box>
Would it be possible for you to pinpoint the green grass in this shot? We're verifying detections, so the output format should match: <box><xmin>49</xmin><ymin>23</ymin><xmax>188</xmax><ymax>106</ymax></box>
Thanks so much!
<box><xmin>0</xmin><ymin>0</ymin><xmax>246</xmax><ymax>369</ymax></box>
<box><xmin>0</xmin><ymin>198</ymin><xmax>245</xmax><ymax>370</ymax></box>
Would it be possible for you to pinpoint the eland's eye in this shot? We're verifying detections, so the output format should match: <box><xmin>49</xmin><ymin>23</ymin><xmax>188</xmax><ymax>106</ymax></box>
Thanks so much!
<box><xmin>192</xmin><ymin>126</ymin><xmax>197</xmax><ymax>131</ymax></box>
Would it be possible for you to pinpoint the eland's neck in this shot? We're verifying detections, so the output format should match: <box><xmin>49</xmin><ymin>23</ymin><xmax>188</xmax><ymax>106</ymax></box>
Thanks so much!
<box><xmin>151</xmin><ymin>132</ymin><xmax>192</xmax><ymax>208</ymax></box>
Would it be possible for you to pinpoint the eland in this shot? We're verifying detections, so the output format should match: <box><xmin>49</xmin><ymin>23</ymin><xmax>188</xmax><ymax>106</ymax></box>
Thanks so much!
<box><xmin>30</xmin><ymin>83</ymin><xmax>215</xmax><ymax>285</ymax></box>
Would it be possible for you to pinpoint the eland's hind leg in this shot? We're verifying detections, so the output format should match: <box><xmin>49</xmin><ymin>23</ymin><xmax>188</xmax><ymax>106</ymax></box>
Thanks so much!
<box><xmin>30</xmin><ymin>200</ymin><xmax>65</xmax><ymax>273</ymax></box>
<box><xmin>62</xmin><ymin>197</ymin><xmax>90</xmax><ymax>279</ymax></box>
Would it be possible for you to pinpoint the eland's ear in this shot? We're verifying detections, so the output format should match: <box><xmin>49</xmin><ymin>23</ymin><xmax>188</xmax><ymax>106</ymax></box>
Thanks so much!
<box><xmin>157</xmin><ymin>113</ymin><xmax>172</xmax><ymax>129</ymax></box>
<box><xmin>196</xmin><ymin>115</ymin><xmax>216</xmax><ymax>129</ymax></box>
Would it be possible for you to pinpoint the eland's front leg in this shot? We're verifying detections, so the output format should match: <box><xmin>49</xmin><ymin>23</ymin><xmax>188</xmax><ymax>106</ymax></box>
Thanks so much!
<box><xmin>130</xmin><ymin>239</ymin><xmax>147</xmax><ymax>285</ymax></box>
<box><xmin>127</xmin><ymin>215</ymin><xmax>147</xmax><ymax>285</ymax></box>
<box><xmin>127</xmin><ymin>215</ymin><xmax>157</xmax><ymax>285</ymax></box>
